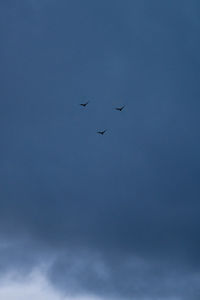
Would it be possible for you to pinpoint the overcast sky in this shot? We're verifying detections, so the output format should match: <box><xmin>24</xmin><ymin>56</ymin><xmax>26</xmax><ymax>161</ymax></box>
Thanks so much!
<box><xmin>1</xmin><ymin>0</ymin><xmax>200</xmax><ymax>299</ymax></box>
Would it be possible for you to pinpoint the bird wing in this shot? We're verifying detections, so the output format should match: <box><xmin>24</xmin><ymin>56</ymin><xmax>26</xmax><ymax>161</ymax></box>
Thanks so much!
<box><xmin>80</xmin><ymin>101</ymin><xmax>89</xmax><ymax>106</ymax></box>
<box><xmin>116</xmin><ymin>105</ymin><xmax>125</xmax><ymax>110</ymax></box>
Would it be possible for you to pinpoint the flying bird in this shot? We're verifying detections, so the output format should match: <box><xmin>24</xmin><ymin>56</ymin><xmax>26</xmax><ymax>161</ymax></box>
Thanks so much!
<box><xmin>115</xmin><ymin>105</ymin><xmax>125</xmax><ymax>111</ymax></box>
<box><xmin>97</xmin><ymin>129</ymin><xmax>107</xmax><ymax>135</ymax></box>
<box><xmin>80</xmin><ymin>101</ymin><xmax>89</xmax><ymax>107</ymax></box>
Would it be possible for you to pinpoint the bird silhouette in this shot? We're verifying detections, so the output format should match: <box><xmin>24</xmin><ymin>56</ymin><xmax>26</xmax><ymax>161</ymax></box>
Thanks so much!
<box><xmin>97</xmin><ymin>129</ymin><xmax>107</xmax><ymax>135</ymax></box>
<box><xmin>115</xmin><ymin>105</ymin><xmax>125</xmax><ymax>111</ymax></box>
<box><xmin>80</xmin><ymin>101</ymin><xmax>89</xmax><ymax>107</ymax></box>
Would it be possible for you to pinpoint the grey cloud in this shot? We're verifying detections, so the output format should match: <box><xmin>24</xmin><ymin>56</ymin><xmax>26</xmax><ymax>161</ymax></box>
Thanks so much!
<box><xmin>0</xmin><ymin>0</ymin><xmax>200</xmax><ymax>299</ymax></box>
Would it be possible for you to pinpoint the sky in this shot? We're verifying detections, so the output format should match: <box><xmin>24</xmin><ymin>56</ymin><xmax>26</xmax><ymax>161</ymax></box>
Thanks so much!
<box><xmin>1</xmin><ymin>0</ymin><xmax>200</xmax><ymax>299</ymax></box>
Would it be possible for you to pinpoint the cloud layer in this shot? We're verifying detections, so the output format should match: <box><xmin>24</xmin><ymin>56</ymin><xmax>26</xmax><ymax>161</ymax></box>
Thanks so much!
<box><xmin>1</xmin><ymin>0</ymin><xmax>200</xmax><ymax>299</ymax></box>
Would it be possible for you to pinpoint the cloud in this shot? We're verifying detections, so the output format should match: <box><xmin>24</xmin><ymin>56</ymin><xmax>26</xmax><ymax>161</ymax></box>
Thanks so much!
<box><xmin>0</xmin><ymin>239</ymin><xmax>199</xmax><ymax>300</ymax></box>
<box><xmin>0</xmin><ymin>269</ymin><xmax>102</xmax><ymax>300</ymax></box>
<box><xmin>1</xmin><ymin>0</ymin><xmax>200</xmax><ymax>299</ymax></box>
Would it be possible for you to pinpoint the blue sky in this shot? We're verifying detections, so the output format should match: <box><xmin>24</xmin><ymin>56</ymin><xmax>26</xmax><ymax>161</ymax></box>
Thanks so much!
<box><xmin>1</xmin><ymin>1</ymin><xmax>200</xmax><ymax>299</ymax></box>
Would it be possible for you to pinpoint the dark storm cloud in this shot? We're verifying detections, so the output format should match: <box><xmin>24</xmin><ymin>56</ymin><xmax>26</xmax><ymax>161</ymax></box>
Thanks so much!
<box><xmin>1</xmin><ymin>0</ymin><xmax>200</xmax><ymax>299</ymax></box>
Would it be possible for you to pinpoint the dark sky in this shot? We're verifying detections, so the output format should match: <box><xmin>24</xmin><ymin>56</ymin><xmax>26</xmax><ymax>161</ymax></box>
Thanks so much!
<box><xmin>1</xmin><ymin>0</ymin><xmax>200</xmax><ymax>299</ymax></box>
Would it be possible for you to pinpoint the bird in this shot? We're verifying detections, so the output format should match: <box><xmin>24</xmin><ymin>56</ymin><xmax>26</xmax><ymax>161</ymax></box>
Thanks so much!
<box><xmin>80</xmin><ymin>101</ymin><xmax>89</xmax><ymax>107</ymax></box>
<box><xmin>115</xmin><ymin>105</ymin><xmax>125</xmax><ymax>111</ymax></box>
<box><xmin>97</xmin><ymin>129</ymin><xmax>107</xmax><ymax>135</ymax></box>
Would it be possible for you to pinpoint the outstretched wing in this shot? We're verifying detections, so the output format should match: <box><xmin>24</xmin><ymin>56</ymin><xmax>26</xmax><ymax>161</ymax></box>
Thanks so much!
<box><xmin>116</xmin><ymin>105</ymin><xmax>125</xmax><ymax>111</ymax></box>
<box><xmin>97</xmin><ymin>130</ymin><xmax>107</xmax><ymax>135</ymax></box>
<box><xmin>80</xmin><ymin>101</ymin><xmax>89</xmax><ymax>107</ymax></box>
